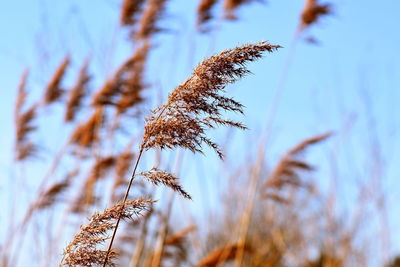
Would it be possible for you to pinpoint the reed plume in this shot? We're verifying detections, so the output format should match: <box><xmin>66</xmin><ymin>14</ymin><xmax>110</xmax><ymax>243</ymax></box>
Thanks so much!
<box><xmin>120</xmin><ymin>0</ymin><xmax>146</xmax><ymax>26</ymax></box>
<box><xmin>62</xmin><ymin>199</ymin><xmax>154</xmax><ymax>266</ymax></box>
<box><xmin>65</xmin><ymin>58</ymin><xmax>91</xmax><ymax>122</ymax></box>
<box><xmin>142</xmin><ymin>41</ymin><xmax>281</xmax><ymax>158</ymax></box>
<box><xmin>138</xmin><ymin>168</ymin><xmax>191</xmax><ymax>199</ymax></box>
<box><xmin>84</xmin><ymin>156</ymin><xmax>117</xmax><ymax>205</ymax></box>
<box><xmin>69</xmin><ymin>107</ymin><xmax>104</xmax><ymax>148</ymax></box>
<box><xmin>197</xmin><ymin>0</ymin><xmax>218</xmax><ymax>30</ymax></box>
<box><xmin>165</xmin><ymin>225</ymin><xmax>197</xmax><ymax>246</ymax></box>
<box><xmin>116</xmin><ymin>42</ymin><xmax>150</xmax><ymax>114</ymax></box>
<box><xmin>198</xmin><ymin>243</ymin><xmax>248</xmax><ymax>266</ymax></box>
<box><xmin>44</xmin><ymin>56</ymin><xmax>70</xmax><ymax>104</ymax></box>
<box><xmin>34</xmin><ymin>169</ymin><xmax>79</xmax><ymax>210</ymax></box>
<box><xmin>92</xmin><ymin>43</ymin><xmax>149</xmax><ymax>112</ymax></box>
<box><xmin>135</xmin><ymin>0</ymin><xmax>168</xmax><ymax>40</ymax></box>
<box><xmin>15</xmin><ymin>105</ymin><xmax>37</xmax><ymax>161</ymax></box>
<box><xmin>15</xmin><ymin>70</ymin><xmax>29</xmax><ymax>119</ymax></box>
<box><xmin>263</xmin><ymin>132</ymin><xmax>332</xmax><ymax>196</ymax></box>
<box><xmin>71</xmin><ymin>41</ymin><xmax>280</xmax><ymax>266</ymax></box>
<box><xmin>14</xmin><ymin>70</ymin><xmax>38</xmax><ymax>160</ymax></box>
<box><xmin>300</xmin><ymin>0</ymin><xmax>332</xmax><ymax>30</ymax></box>
<box><xmin>224</xmin><ymin>0</ymin><xmax>253</xmax><ymax>20</ymax></box>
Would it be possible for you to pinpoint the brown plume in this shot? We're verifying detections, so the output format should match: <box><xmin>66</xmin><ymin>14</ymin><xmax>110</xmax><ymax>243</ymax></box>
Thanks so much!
<box><xmin>300</xmin><ymin>0</ymin><xmax>332</xmax><ymax>30</ymax></box>
<box><xmin>44</xmin><ymin>56</ymin><xmax>70</xmax><ymax>104</ymax></box>
<box><xmin>62</xmin><ymin>199</ymin><xmax>154</xmax><ymax>266</ymax></box>
<box><xmin>34</xmin><ymin>169</ymin><xmax>79</xmax><ymax>210</ymax></box>
<box><xmin>14</xmin><ymin>70</ymin><xmax>38</xmax><ymax>161</ymax></box>
<box><xmin>135</xmin><ymin>0</ymin><xmax>168</xmax><ymax>40</ymax></box>
<box><xmin>224</xmin><ymin>0</ymin><xmax>254</xmax><ymax>20</ymax></box>
<box><xmin>116</xmin><ymin>42</ymin><xmax>150</xmax><ymax>114</ymax></box>
<box><xmin>92</xmin><ymin>42</ymin><xmax>149</xmax><ymax>112</ymax></box>
<box><xmin>142</xmin><ymin>41</ymin><xmax>281</xmax><ymax>158</ymax></box>
<box><xmin>65</xmin><ymin>58</ymin><xmax>91</xmax><ymax>122</ymax></box>
<box><xmin>15</xmin><ymin>104</ymin><xmax>38</xmax><ymax>161</ymax></box>
<box><xmin>84</xmin><ymin>156</ymin><xmax>117</xmax><ymax>205</ymax></box>
<box><xmin>15</xmin><ymin>70</ymin><xmax>29</xmax><ymax>119</ymax></box>
<box><xmin>69</xmin><ymin>108</ymin><xmax>104</xmax><ymax>148</ymax></box>
<box><xmin>197</xmin><ymin>0</ymin><xmax>218</xmax><ymax>30</ymax></box>
<box><xmin>264</xmin><ymin>132</ymin><xmax>332</xmax><ymax>192</ymax></box>
<box><xmin>197</xmin><ymin>243</ymin><xmax>251</xmax><ymax>266</ymax></box>
<box><xmin>120</xmin><ymin>0</ymin><xmax>146</xmax><ymax>26</ymax></box>
<box><xmin>138</xmin><ymin>168</ymin><xmax>192</xmax><ymax>199</ymax></box>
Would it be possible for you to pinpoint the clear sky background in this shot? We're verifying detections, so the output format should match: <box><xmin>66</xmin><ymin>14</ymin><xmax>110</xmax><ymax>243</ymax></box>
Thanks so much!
<box><xmin>1</xmin><ymin>0</ymin><xmax>400</xmax><ymax>265</ymax></box>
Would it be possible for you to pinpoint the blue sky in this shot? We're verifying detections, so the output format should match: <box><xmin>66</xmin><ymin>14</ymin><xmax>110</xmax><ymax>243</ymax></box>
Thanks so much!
<box><xmin>1</xmin><ymin>0</ymin><xmax>400</xmax><ymax>265</ymax></box>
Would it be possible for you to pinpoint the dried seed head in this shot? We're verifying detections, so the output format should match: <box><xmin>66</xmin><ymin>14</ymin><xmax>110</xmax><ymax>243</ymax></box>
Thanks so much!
<box><xmin>69</xmin><ymin>108</ymin><xmax>104</xmax><ymax>148</ymax></box>
<box><xmin>120</xmin><ymin>0</ymin><xmax>146</xmax><ymax>26</ymax></box>
<box><xmin>15</xmin><ymin>104</ymin><xmax>38</xmax><ymax>161</ymax></box>
<box><xmin>264</xmin><ymin>132</ymin><xmax>332</xmax><ymax>190</ymax></box>
<box><xmin>138</xmin><ymin>168</ymin><xmax>191</xmax><ymax>199</ymax></box>
<box><xmin>15</xmin><ymin>70</ymin><xmax>29</xmax><ymax>119</ymax></box>
<box><xmin>84</xmin><ymin>156</ymin><xmax>117</xmax><ymax>206</ymax></box>
<box><xmin>165</xmin><ymin>225</ymin><xmax>196</xmax><ymax>246</ymax></box>
<box><xmin>116</xmin><ymin>42</ymin><xmax>150</xmax><ymax>114</ymax></box>
<box><xmin>44</xmin><ymin>56</ymin><xmax>70</xmax><ymax>104</ymax></box>
<box><xmin>92</xmin><ymin>42</ymin><xmax>149</xmax><ymax>113</ymax></box>
<box><xmin>35</xmin><ymin>169</ymin><xmax>79</xmax><ymax>209</ymax></box>
<box><xmin>300</xmin><ymin>0</ymin><xmax>332</xmax><ymax>30</ymax></box>
<box><xmin>135</xmin><ymin>0</ymin><xmax>168</xmax><ymax>40</ymax></box>
<box><xmin>197</xmin><ymin>0</ymin><xmax>218</xmax><ymax>31</ymax></box>
<box><xmin>198</xmin><ymin>243</ymin><xmax>251</xmax><ymax>266</ymax></box>
<box><xmin>62</xmin><ymin>199</ymin><xmax>155</xmax><ymax>266</ymax></box>
<box><xmin>142</xmin><ymin>41</ymin><xmax>280</xmax><ymax>158</ymax></box>
<box><xmin>224</xmin><ymin>0</ymin><xmax>254</xmax><ymax>20</ymax></box>
<box><xmin>65</xmin><ymin>58</ymin><xmax>91</xmax><ymax>122</ymax></box>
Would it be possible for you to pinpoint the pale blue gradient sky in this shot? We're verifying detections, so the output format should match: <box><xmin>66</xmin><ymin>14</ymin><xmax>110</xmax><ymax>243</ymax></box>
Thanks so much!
<box><xmin>1</xmin><ymin>0</ymin><xmax>400</xmax><ymax>265</ymax></box>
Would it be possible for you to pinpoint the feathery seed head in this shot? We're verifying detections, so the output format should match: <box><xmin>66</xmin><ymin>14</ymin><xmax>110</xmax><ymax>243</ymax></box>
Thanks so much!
<box><xmin>142</xmin><ymin>41</ymin><xmax>281</xmax><ymax>158</ymax></box>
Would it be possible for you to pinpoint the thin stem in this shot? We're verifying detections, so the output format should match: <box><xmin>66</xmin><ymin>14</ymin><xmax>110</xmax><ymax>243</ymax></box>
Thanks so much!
<box><xmin>103</xmin><ymin>103</ymin><xmax>169</xmax><ymax>266</ymax></box>
<box><xmin>102</xmin><ymin>147</ymin><xmax>144</xmax><ymax>267</ymax></box>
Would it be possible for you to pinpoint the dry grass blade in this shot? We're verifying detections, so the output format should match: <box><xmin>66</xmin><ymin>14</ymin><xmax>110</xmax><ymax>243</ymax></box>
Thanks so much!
<box><xmin>69</xmin><ymin>107</ymin><xmax>104</xmax><ymax>148</ymax></box>
<box><xmin>138</xmin><ymin>168</ymin><xmax>191</xmax><ymax>199</ymax></box>
<box><xmin>135</xmin><ymin>0</ymin><xmax>168</xmax><ymax>40</ymax></box>
<box><xmin>120</xmin><ymin>0</ymin><xmax>146</xmax><ymax>26</ymax></box>
<box><xmin>142</xmin><ymin>41</ymin><xmax>281</xmax><ymax>158</ymax></box>
<box><xmin>65</xmin><ymin>58</ymin><xmax>91</xmax><ymax>122</ymax></box>
<box><xmin>44</xmin><ymin>56</ymin><xmax>70</xmax><ymax>104</ymax></box>
<box><xmin>264</xmin><ymin>132</ymin><xmax>332</xmax><ymax>190</ymax></box>
<box><xmin>197</xmin><ymin>0</ymin><xmax>218</xmax><ymax>30</ymax></box>
<box><xmin>62</xmin><ymin>199</ymin><xmax>155</xmax><ymax>266</ymax></box>
<box><xmin>300</xmin><ymin>0</ymin><xmax>332</xmax><ymax>30</ymax></box>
